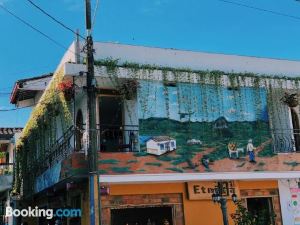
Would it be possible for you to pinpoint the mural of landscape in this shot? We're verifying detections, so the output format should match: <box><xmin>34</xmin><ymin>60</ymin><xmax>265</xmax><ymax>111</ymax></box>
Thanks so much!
<box><xmin>98</xmin><ymin>81</ymin><xmax>300</xmax><ymax>174</ymax></box>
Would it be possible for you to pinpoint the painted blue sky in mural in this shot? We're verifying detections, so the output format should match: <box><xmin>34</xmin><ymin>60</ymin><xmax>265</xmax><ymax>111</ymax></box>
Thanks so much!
<box><xmin>138</xmin><ymin>81</ymin><xmax>268</xmax><ymax>122</ymax></box>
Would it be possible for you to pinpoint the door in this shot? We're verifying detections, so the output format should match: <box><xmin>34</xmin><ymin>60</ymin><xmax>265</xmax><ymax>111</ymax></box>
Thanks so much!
<box><xmin>291</xmin><ymin>108</ymin><xmax>300</xmax><ymax>152</ymax></box>
<box><xmin>99</xmin><ymin>95</ymin><xmax>123</xmax><ymax>151</ymax></box>
<box><xmin>111</xmin><ymin>206</ymin><xmax>173</xmax><ymax>225</ymax></box>
<box><xmin>247</xmin><ymin>197</ymin><xmax>275</xmax><ymax>225</ymax></box>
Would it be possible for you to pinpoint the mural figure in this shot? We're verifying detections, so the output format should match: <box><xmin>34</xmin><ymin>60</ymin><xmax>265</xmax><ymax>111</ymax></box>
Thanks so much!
<box><xmin>201</xmin><ymin>155</ymin><xmax>211</xmax><ymax>169</ymax></box>
<box><xmin>228</xmin><ymin>142</ymin><xmax>244</xmax><ymax>159</ymax></box>
<box><xmin>247</xmin><ymin>139</ymin><xmax>257</xmax><ymax>163</ymax></box>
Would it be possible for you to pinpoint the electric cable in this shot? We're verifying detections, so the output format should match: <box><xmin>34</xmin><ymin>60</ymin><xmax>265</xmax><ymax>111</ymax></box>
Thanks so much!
<box><xmin>217</xmin><ymin>0</ymin><xmax>300</xmax><ymax>21</ymax></box>
<box><xmin>0</xmin><ymin>4</ymin><xmax>86</xmax><ymax>61</ymax></box>
<box><xmin>91</xmin><ymin>0</ymin><xmax>100</xmax><ymax>33</ymax></box>
<box><xmin>25</xmin><ymin>0</ymin><xmax>86</xmax><ymax>40</ymax></box>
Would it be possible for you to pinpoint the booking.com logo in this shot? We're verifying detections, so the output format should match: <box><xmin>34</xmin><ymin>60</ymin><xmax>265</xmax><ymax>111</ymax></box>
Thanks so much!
<box><xmin>5</xmin><ymin>207</ymin><xmax>81</xmax><ymax>219</ymax></box>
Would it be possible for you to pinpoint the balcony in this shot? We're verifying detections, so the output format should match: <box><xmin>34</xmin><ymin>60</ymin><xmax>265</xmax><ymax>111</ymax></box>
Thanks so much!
<box><xmin>271</xmin><ymin>129</ymin><xmax>300</xmax><ymax>153</ymax></box>
<box><xmin>97</xmin><ymin>124</ymin><xmax>139</xmax><ymax>152</ymax></box>
<box><xmin>0</xmin><ymin>163</ymin><xmax>13</xmax><ymax>193</ymax></box>
<box><xmin>0</xmin><ymin>163</ymin><xmax>13</xmax><ymax>176</ymax></box>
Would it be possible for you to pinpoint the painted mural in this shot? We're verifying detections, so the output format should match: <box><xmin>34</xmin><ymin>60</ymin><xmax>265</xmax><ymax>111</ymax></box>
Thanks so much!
<box><xmin>34</xmin><ymin>153</ymin><xmax>88</xmax><ymax>193</ymax></box>
<box><xmin>98</xmin><ymin>80</ymin><xmax>299</xmax><ymax>175</ymax></box>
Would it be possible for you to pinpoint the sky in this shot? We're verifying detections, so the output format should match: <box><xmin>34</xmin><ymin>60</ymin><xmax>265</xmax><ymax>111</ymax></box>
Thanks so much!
<box><xmin>0</xmin><ymin>0</ymin><xmax>300</xmax><ymax>127</ymax></box>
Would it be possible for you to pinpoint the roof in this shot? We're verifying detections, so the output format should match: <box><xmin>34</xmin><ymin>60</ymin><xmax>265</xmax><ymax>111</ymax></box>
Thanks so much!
<box><xmin>10</xmin><ymin>73</ymin><xmax>53</xmax><ymax>104</ymax></box>
<box><xmin>0</xmin><ymin>128</ymin><xmax>22</xmax><ymax>135</ymax></box>
<box><xmin>148</xmin><ymin>136</ymin><xmax>175</xmax><ymax>142</ymax></box>
<box><xmin>89</xmin><ymin>42</ymin><xmax>300</xmax><ymax>77</ymax></box>
<box><xmin>0</xmin><ymin>128</ymin><xmax>22</xmax><ymax>141</ymax></box>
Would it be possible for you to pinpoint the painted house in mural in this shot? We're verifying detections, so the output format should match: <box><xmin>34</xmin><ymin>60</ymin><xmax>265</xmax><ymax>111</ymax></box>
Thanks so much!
<box><xmin>0</xmin><ymin>128</ymin><xmax>22</xmax><ymax>225</ymax></box>
<box><xmin>10</xmin><ymin>41</ymin><xmax>300</xmax><ymax>225</ymax></box>
<box><xmin>146</xmin><ymin>136</ymin><xmax>176</xmax><ymax>155</ymax></box>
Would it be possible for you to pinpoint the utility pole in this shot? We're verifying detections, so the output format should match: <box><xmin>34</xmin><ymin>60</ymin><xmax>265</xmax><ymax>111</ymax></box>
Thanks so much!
<box><xmin>85</xmin><ymin>0</ymin><xmax>99</xmax><ymax>225</ymax></box>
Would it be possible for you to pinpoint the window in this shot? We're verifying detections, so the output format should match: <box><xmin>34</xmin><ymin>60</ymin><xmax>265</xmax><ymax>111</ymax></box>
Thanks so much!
<box><xmin>247</xmin><ymin>197</ymin><xmax>275</xmax><ymax>225</ymax></box>
<box><xmin>111</xmin><ymin>206</ymin><xmax>173</xmax><ymax>225</ymax></box>
<box><xmin>170</xmin><ymin>141</ymin><xmax>175</xmax><ymax>148</ymax></box>
<box><xmin>160</xmin><ymin>144</ymin><xmax>165</xmax><ymax>150</ymax></box>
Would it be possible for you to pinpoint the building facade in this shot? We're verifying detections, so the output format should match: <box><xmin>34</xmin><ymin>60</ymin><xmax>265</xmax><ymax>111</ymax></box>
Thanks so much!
<box><xmin>0</xmin><ymin>128</ymin><xmax>22</xmax><ymax>225</ymax></box>
<box><xmin>10</xmin><ymin>42</ymin><xmax>300</xmax><ymax>225</ymax></box>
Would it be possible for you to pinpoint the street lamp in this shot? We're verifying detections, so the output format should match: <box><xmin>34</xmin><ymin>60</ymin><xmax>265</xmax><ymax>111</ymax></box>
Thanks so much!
<box><xmin>211</xmin><ymin>181</ymin><xmax>238</xmax><ymax>225</ymax></box>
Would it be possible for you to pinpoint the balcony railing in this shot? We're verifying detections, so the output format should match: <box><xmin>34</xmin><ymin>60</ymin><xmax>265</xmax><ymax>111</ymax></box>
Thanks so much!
<box><xmin>28</xmin><ymin>125</ymin><xmax>74</xmax><ymax>176</ymax></box>
<box><xmin>0</xmin><ymin>163</ymin><xmax>13</xmax><ymax>176</ymax></box>
<box><xmin>97</xmin><ymin>124</ymin><xmax>139</xmax><ymax>152</ymax></box>
<box><xmin>271</xmin><ymin>129</ymin><xmax>300</xmax><ymax>153</ymax></box>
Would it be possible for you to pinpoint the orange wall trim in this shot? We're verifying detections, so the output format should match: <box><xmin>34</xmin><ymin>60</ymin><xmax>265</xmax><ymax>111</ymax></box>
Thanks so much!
<box><xmin>102</xmin><ymin>180</ymin><xmax>279</xmax><ymax>225</ymax></box>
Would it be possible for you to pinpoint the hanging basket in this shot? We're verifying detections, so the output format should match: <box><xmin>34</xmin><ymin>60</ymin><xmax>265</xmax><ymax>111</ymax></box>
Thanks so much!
<box><xmin>281</xmin><ymin>92</ymin><xmax>299</xmax><ymax>108</ymax></box>
<box><xmin>57</xmin><ymin>80</ymin><xmax>74</xmax><ymax>101</ymax></box>
<box><xmin>63</xmin><ymin>90</ymin><xmax>74</xmax><ymax>101</ymax></box>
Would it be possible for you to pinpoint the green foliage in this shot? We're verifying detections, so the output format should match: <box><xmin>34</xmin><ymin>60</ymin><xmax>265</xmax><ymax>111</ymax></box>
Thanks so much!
<box><xmin>111</xmin><ymin>167</ymin><xmax>132</xmax><ymax>173</ymax></box>
<box><xmin>231</xmin><ymin>201</ymin><xmax>275</xmax><ymax>225</ymax></box>
<box><xmin>166</xmin><ymin>167</ymin><xmax>184</xmax><ymax>173</ymax></box>
<box><xmin>158</xmin><ymin>155</ymin><xmax>178</xmax><ymax>161</ymax></box>
<box><xmin>99</xmin><ymin>159</ymin><xmax>119</xmax><ymax>164</ymax></box>
<box><xmin>0</xmin><ymin>152</ymin><xmax>6</xmax><ymax>159</ymax></box>
<box><xmin>133</xmin><ymin>152</ymin><xmax>148</xmax><ymax>157</ymax></box>
<box><xmin>127</xmin><ymin>159</ymin><xmax>138</xmax><ymax>164</ymax></box>
<box><xmin>284</xmin><ymin>161</ymin><xmax>300</xmax><ymax>168</ymax></box>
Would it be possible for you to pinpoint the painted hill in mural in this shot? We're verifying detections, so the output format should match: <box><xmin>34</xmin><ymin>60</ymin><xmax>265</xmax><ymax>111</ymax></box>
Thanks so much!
<box><xmin>139</xmin><ymin>117</ymin><xmax>273</xmax><ymax>161</ymax></box>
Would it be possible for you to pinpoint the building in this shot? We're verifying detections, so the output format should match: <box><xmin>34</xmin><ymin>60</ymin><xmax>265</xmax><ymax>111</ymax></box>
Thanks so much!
<box><xmin>11</xmin><ymin>41</ymin><xmax>300</xmax><ymax>225</ymax></box>
<box><xmin>146</xmin><ymin>136</ymin><xmax>176</xmax><ymax>155</ymax></box>
<box><xmin>0</xmin><ymin>128</ymin><xmax>22</xmax><ymax>225</ymax></box>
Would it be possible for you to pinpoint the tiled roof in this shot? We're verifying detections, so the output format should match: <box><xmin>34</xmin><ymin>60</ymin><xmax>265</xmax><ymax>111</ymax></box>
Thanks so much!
<box><xmin>0</xmin><ymin>128</ymin><xmax>22</xmax><ymax>135</ymax></box>
<box><xmin>150</xmin><ymin>136</ymin><xmax>175</xmax><ymax>142</ymax></box>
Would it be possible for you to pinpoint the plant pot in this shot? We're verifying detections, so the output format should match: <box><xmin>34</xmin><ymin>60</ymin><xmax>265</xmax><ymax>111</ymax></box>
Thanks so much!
<box><xmin>63</xmin><ymin>90</ymin><xmax>74</xmax><ymax>101</ymax></box>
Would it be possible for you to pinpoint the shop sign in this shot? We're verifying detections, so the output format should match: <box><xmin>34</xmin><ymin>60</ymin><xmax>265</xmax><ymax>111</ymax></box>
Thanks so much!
<box><xmin>187</xmin><ymin>181</ymin><xmax>239</xmax><ymax>200</ymax></box>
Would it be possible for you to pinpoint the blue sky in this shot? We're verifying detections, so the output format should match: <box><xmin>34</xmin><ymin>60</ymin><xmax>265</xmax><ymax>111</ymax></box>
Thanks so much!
<box><xmin>0</xmin><ymin>0</ymin><xmax>300</xmax><ymax>127</ymax></box>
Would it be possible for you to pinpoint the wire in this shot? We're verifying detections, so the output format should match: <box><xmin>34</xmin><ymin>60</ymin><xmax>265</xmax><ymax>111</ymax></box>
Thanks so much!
<box><xmin>0</xmin><ymin>4</ymin><xmax>86</xmax><ymax>62</ymax></box>
<box><xmin>217</xmin><ymin>0</ymin><xmax>300</xmax><ymax>21</ymax></box>
<box><xmin>25</xmin><ymin>0</ymin><xmax>86</xmax><ymax>40</ymax></box>
<box><xmin>0</xmin><ymin>4</ymin><xmax>70</xmax><ymax>51</ymax></box>
<box><xmin>91</xmin><ymin>0</ymin><xmax>100</xmax><ymax>33</ymax></box>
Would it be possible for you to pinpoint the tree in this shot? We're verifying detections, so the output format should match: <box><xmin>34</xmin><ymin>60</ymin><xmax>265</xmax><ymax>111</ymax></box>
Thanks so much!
<box><xmin>231</xmin><ymin>201</ymin><xmax>275</xmax><ymax>225</ymax></box>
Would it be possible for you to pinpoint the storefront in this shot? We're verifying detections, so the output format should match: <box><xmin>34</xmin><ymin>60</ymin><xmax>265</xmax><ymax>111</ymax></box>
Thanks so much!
<box><xmin>100</xmin><ymin>180</ymin><xmax>282</xmax><ymax>225</ymax></box>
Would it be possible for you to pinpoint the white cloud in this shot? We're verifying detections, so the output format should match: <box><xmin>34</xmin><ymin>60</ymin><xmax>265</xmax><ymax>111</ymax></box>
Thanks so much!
<box><xmin>227</xmin><ymin>108</ymin><xmax>236</xmax><ymax>114</ymax></box>
<box><xmin>139</xmin><ymin>0</ymin><xmax>170</xmax><ymax>15</ymax></box>
<box><xmin>63</xmin><ymin>0</ymin><xmax>83</xmax><ymax>12</ymax></box>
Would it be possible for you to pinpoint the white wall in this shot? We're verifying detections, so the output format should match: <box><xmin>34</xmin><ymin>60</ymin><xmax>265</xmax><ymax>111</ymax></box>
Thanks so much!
<box><xmin>89</xmin><ymin>42</ymin><xmax>300</xmax><ymax>77</ymax></box>
<box><xmin>278</xmin><ymin>179</ymin><xmax>299</xmax><ymax>225</ymax></box>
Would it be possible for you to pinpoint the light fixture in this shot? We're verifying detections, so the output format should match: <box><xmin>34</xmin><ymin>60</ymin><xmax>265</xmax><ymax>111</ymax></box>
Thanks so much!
<box><xmin>231</xmin><ymin>193</ymin><xmax>238</xmax><ymax>203</ymax></box>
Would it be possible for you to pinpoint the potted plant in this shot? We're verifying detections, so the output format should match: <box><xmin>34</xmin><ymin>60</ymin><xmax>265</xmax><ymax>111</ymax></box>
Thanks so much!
<box><xmin>281</xmin><ymin>92</ymin><xmax>299</xmax><ymax>107</ymax></box>
<box><xmin>0</xmin><ymin>152</ymin><xmax>6</xmax><ymax>164</ymax></box>
<box><xmin>117</xmin><ymin>79</ymin><xmax>140</xmax><ymax>100</ymax></box>
<box><xmin>57</xmin><ymin>80</ymin><xmax>74</xmax><ymax>101</ymax></box>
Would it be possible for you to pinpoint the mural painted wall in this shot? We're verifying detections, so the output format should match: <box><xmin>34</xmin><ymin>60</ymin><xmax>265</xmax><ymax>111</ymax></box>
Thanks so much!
<box><xmin>35</xmin><ymin>153</ymin><xmax>88</xmax><ymax>193</ymax></box>
<box><xmin>98</xmin><ymin>81</ymin><xmax>300</xmax><ymax>175</ymax></box>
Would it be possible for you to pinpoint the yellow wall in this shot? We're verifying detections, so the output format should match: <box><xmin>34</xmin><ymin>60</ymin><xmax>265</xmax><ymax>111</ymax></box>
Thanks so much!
<box><xmin>108</xmin><ymin>180</ymin><xmax>278</xmax><ymax>225</ymax></box>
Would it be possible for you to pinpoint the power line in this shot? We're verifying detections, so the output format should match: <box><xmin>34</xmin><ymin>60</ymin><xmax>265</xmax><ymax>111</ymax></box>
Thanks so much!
<box><xmin>91</xmin><ymin>0</ymin><xmax>100</xmax><ymax>33</ymax></box>
<box><xmin>0</xmin><ymin>4</ymin><xmax>70</xmax><ymax>51</ymax></box>
<box><xmin>25</xmin><ymin>0</ymin><xmax>86</xmax><ymax>40</ymax></box>
<box><xmin>0</xmin><ymin>4</ymin><xmax>86</xmax><ymax>61</ymax></box>
<box><xmin>217</xmin><ymin>0</ymin><xmax>300</xmax><ymax>21</ymax></box>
